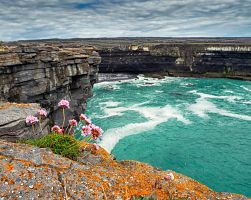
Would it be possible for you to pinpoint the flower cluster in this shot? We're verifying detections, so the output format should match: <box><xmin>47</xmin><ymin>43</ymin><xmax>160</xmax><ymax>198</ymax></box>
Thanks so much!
<box><xmin>81</xmin><ymin>121</ymin><xmax>103</xmax><ymax>140</ymax></box>
<box><xmin>82</xmin><ymin>125</ymin><xmax>92</xmax><ymax>136</ymax></box>
<box><xmin>37</xmin><ymin>109</ymin><xmax>48</xmax><ymax>118</ymax></box>
<box><xmin>69</xmin><ymin>119</ymin><xmax>77</xmax><ymax>126</ymax></box>
<box><xmin>58</xmin><ymin>99</ymin><xmax>70</xmax><ymax>109</ymax></box>
<box><xmin>80</xmin><ymin>114</ymin><xmax>91</xmax><ymax>125</ymax></box>
<box><xmin>26</xmin><ymin>115</ymin><xmax>39</xmax><ymax>125</ymax></box>
<box><xmin>25</xmin><ymin>99</ymin><xmax>103</xmax><ymax>150</ymax></box>
<box><xmin>51</xmin><ymin>125</ymin><xmax>63</xmax><ymax>134</ymax></box>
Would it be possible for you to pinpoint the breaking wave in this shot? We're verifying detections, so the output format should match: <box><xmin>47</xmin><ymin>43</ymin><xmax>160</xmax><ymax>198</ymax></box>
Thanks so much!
<box><xmin>188</xmin><ymin>91</ymin><xmax>251</xmax><ymax>121</ymax></box>
<box><xmin>99</xmin><ymin>104</ymin><xmax>190</xmax><ymax>152</ymax></box>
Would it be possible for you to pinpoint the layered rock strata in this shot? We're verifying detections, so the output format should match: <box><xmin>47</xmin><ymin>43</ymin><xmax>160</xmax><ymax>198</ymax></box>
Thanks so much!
<box><xmin>0</xmin><ymin>140</ymin><xmax>248</xmax><ymax>200</ymax></box>
<box><xmin>98</xmin><ymin>44</ymin><xmax>251</xmax><ymax>80</ymax></box>
<box><xmin>13</xmin><ymin>38</ymin><xmax>251</xmax><ymax>80</ymax></box>
<box><xmin>0</xmin><ymin>43</ymin><xmax>101</xmax><ymax>139</ymax></box>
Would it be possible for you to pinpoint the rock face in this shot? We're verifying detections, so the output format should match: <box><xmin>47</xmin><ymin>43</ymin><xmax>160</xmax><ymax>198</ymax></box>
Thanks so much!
<box><xmin>6</xmin><ymin>38</ymin><xmax>251</xmax><ymax>81</ymax></box>
<box><xmin>27</xmin><ymin>38</ymin><xmax>250</xmax><ymax>80</ymax></box>
<box><xmin>0</xmin><ymin>43</ymin><xmax>101</xmax><ymax>128</ymax></box>
<box><xmin>0</xmin><ymin>140</ymin><xmax>248</xmax><ymax>200</ymax></box>
<box><xmin>0</xmin><ymin>102</ymin><xmax>49</xmax><ymax>141</ymax></box>
<box><xmin>98</xmin><ymin>43</ymin><xmax>251</xmax><ymax>80</ymax></box>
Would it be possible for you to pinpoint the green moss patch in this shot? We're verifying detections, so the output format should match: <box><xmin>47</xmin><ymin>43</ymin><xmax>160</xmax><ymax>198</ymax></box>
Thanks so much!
<box><xmin>20</xmin><ymin>133</ymin><xmax>81</xmax><ymax>159</ymax></box>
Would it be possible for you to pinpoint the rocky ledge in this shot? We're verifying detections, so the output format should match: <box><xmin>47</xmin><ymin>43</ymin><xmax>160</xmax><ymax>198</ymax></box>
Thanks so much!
<box><xmin>0</xmin><ymin>140</ymin><xmax>248</xmax><ymax>200</ymax></box>
<box><xmin>0</xmin><ymin>102</ymin><xmax>49</xmax><ymax>141</ymax></box>
<box><xmin>0</xmin><ymin>43</ymin><xmax>101</xmax><ymax>139</ymax></box>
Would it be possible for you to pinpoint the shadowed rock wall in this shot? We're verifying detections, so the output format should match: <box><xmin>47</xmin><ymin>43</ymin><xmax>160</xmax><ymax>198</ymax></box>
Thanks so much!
<box><xmin>99</xmin><ymin>44</ymin><xmax>251</xmax><ymax>80</ymax></box>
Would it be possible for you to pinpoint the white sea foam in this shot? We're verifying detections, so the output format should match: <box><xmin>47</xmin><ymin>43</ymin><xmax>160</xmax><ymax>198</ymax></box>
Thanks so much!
<box><xmin>99</xmin><ymin>104</ymin><xmax>190</xmax><ymax>152</ymax></box>
<box><xmin>95</xmin><ymin>74</ymin><xmax>180</xmax><ymax>90</ymax></box>
<box><xmin>98</xmin><ymin>106</ymin><xmax>128</xmax><ymax>118</ymax></box>
<box><xmin>242</xmin><ymin>101</ymin><xmax>251</xmax><ymax>105</ymax></box>
<box><xmin>99</xmin><ymin>100</ymin><xmax>121</xmax><ymax>107</ymax></box>
<box><xmin>135</xmin><ymin>75</ymin><xmax>179</xmax><ymax>87</ymax></box>
<box><xmin>240</xmin><ymin>85</ymin><xmax>251</xmax><ymax>92</ymax></box>
<box><xmin>188</xmin><ymin>97</ymin><xmax>251</xmax><ymax>121</ymax></box>
<box><xmin>155</xmin><ymin>90</ymin><xmax>164</xmax><ymax>93</ymax></box>
<box><xmin>189</xmin><ymin>90</ymin><xmax>241</xmax><ymax>102</ymax></box>
<box><xmin>224</xmin><ymin>90</ymin><xmax>234</xmax><ymax>94</ymax></box>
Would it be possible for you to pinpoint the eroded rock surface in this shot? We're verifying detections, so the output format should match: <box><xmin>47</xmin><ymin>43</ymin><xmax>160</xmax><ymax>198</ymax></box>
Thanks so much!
<box><xmin>0</xmin><ymin>140</ymin><xmax>248</xmax><ymax>200</ymax></box>
<box><xmin>0</xmin><ymin>43</ymin><xmax>101</xmax><ymax>127</ymax></box>
<box><xmin>0</xmin><ymin>102</ymin><xmax>49</xmax><ymax>141</ymax></box>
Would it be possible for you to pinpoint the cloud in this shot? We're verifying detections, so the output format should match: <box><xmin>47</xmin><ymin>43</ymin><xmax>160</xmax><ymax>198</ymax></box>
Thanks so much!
<box><xmin>0</xmin><ymin>0</ymin><xmax>250</xmax><ymax>41</ymax></box>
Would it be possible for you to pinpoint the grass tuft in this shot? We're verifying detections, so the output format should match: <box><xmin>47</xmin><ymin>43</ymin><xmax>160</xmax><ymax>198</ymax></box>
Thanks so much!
<box><xmin>19</xmin><ymin>133</ymin><xmax>81</xmax><ymax>159</ymax></box>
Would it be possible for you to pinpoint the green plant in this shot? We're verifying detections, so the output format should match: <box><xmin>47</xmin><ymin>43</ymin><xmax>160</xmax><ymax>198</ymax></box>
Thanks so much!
<box><xmin>26</xmin><ymin>99</ymin><xmax>103</xmax><ymax>144</ymax></box>
<box><xmin>23</xmin><ymin>99</ymin><xmax>103</xmax><ymax>160</ymax></box>
<box><xmin>20</xmin><ymin>133</ymin><xmax>81</xmax><ymax>159</ymax></box>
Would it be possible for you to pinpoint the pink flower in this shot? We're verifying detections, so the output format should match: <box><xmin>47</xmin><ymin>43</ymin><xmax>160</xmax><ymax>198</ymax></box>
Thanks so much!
<box><xmin>90</xmin><ymin>124</ymin><xmax>103</xmax><ymax>140</ymax></box>
<box><xmin>164</xmin><ymin>173</ymin><xmax>174</xmax><ymax>181</ymax></box>
<box><xmin>81</xmin><ymin>125</ymin><xmax>92</xmax><ymax>136</ymax></box>
<box><xmin>93</xmin><ymin>143</ymin><xmax>100</xmax><ymax>151</ymax></box>
<box><xmin>80</xmin><ymin>114</ymin><xmax>88</xmax><ymax>121</ymax></box>
<box><xmin>79</xmin><ymin>114</ymin><xmax>91</xmax><ymax>125</ymax></box>
<box><xmin>37</xmin><ymin>109</ymin><xmax>47</xmax><ymax>118</ymax></box>
<box><xmin>58</xmin><ymin>99</ymin><xmax>70</xmax><ymax>109</ymax></box>
<box><xmin>26</xmin><ymin>116</ymin><xmax>39</xmax><ymax>125</ymax></box>
<box><xmin>84</xmin><ymin>118</ymin><xmax>91</xmax><ymax>125</ymax></box>
<box><xmin>69</xmin><ymin>119</ymin><xmax>77</xmax><ymax>126</ymax></box>
<box><xmin>51</xmin><ymin>125</ymin><xmax>63</xmax><ymax>134</ymax></box>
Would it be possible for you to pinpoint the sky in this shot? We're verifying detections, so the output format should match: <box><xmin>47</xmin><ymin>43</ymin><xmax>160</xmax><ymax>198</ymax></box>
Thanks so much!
<box><xmin>0</xmin><ymin>0</ymin><xmax>251</xmax><ymax>41</ymax></box>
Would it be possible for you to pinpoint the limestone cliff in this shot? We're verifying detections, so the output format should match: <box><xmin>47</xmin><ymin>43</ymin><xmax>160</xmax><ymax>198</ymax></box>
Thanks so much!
<box><xmin>0</xmin><ymin>43</ymin><xmax>101</xmax><ymax>139</ymax></box>
<box><xmin>0</xmin><ymin>140</ymin><xmax>248</xmax><ymax>200</ymax></box>
<box><xmin>12</xmin><ymin>38</ymin><xmax>251</xmax><ymax>80</ymax></box>
<box><xmin>98</xmin><ymin>43</ymin><xmax>251</xmax><ymax>80</ymax></box>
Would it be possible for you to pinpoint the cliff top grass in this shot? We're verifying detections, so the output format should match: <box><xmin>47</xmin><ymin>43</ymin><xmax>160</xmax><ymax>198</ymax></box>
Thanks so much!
<box><xmin>19</xmin><ymin>133</ymin><xmax>81</xmax><ymax>160</ymax></box>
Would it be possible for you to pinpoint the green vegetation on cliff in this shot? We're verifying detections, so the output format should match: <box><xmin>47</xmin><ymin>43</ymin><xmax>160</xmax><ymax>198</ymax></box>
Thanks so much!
<box><xmin>20</xmin><ymin>133</ymin><xmax>81</xmax><ymax>159</ymax></box>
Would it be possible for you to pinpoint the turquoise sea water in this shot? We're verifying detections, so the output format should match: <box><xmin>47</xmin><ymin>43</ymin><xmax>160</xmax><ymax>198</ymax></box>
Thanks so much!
<box><xmin>86</xmin><ymin>76</ymin><xmax>251</xmax><ymax>197</ymax></box>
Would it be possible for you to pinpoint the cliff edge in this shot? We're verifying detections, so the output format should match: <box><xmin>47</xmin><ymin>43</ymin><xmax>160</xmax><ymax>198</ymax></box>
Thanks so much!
<box><xmin>0</xmin><ymin>140</ymin><xmax>248</xmax><ymax>200</ymax></box>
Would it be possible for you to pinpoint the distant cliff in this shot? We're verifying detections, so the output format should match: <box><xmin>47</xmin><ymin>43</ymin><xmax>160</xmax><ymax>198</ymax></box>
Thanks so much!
<box><xmin>98</xmin><ymin>43</ymin><xmax>251</xmax><ymax>80</ymax></box>
<box><xmin>7</xmin><ymin>38</ymin><xmax>251</xmax><ymax>80</ymax></box>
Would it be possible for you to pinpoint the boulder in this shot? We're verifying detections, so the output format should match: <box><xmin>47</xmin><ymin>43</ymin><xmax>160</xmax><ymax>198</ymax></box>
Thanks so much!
<box><xmin>0</xmin><ymin>102</ymin><xmax>49</xmax><ymax>141</ymax></box>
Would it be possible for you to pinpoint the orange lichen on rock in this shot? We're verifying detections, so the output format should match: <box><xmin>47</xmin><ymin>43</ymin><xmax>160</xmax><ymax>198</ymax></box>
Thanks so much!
<box><xmin>0</xmin><ymin>140</ymin><xmax>248</xmax><ymax>200</ymax></box>
<box><xmin>0</xmin><ymin>102</ymin><xmax>34</xmax><ymax>110</ymax></box>
<box><xmin>4</xmin><ymin>163</ymin><xmax>14</xmax><ymax>171</ymax></box>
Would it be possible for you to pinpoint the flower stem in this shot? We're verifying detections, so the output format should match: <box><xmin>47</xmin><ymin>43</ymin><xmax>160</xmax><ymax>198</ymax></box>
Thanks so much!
<box><xmin>32</xmin><ymin>124</ymin><xmax>35</xmax><ymax>135</ymax></box>
<box><xmin>84</xmin><ymin>134</ymin><xmax>92</xmax><ymax>142</ymax></box>
<box><xmin>39</xmin><ymin>116</ymin><xmax>43</xmax><ymax>133</ymax></box>
<box><xmin>68</xmin><ymin>126</ymin><xmax>72</xmax><ymax>136</ymax></box>
<box><xmin>62</xmin><ymin>108</ymin><xmax>65</xmax><ymax>129</ymax></box>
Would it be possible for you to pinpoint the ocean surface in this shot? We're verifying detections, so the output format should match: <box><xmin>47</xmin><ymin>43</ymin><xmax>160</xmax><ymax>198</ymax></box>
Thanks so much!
<box><xmin>86</xmin><ymin>75</ymin><xmax>251</xmax><ymax>197</ymax></box>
